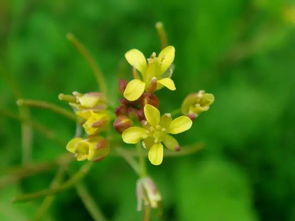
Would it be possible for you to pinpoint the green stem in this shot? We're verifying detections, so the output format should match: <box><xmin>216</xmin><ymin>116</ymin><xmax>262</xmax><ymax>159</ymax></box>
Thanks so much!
<box><xmin>0</xmin><ymin>154</ymin><xmax>72</xmax><ymax>189</ymax></box>
<box><xmin>66</xmin><ymin>33</ymin><xmax>107</xmax><ymax>95</ymax></box>
<box><xmin>12</xmin><ymin>162</ymin><xmax>93</xmax><ymax>203</ymax></box>
<box><xmin>17</xmin><ymin>99</ymin><xmax>76</xmax><ymax>121</ymax></box>
<box><xmin>76</xmin><ymin>182</ymin><xmax>108</xmax><ymax>221</ymax></box>
<box><xmin>0</xmin><ymin>65</ymin><xmax>33</xmax><ymax>165</ymax></box>
<box><xmin>137</xmin><ymin>143</ymin><xmax>147</xmax><ymax>177</ymax></box>
<box><xmin>32</xmin><ymin>162</ymin><xmax>69</xmax><ymax>221</ymax></box>
<box><xmin>155</xmin><ymin>22</ymin><xmax>168</xmax><ymax>49</ymax></box>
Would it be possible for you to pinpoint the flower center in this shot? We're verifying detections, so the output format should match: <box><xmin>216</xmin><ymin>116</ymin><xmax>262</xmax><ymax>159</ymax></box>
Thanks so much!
<box><xmin>148</xmin><ymin>124</ymin><xmax>166</xmax><ymax>144</ymax></box>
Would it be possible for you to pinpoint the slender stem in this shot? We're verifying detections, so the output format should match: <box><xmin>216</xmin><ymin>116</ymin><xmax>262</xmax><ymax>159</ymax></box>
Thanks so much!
<box><xmin>137</xmin><ymin>143</ymin><xmax>147</xmax><ymax>177</ymax></box>
<box><xmin>143</xmin><ymin>205</ymin><xmax>151</xmax><ymax>221</ymax></box>
<box><xmin>0</xmin><ymin>154</ymin><xmax>72</xmax><ymax>189</ymax></box>
<box><xmin>76</xmin><ymin>182</ymin><xmax>107</xmax><ymax>221</ymax></box>
<box><xmin>155</xmin><ymin>22</ymin><xmax>168</xmax><ymax>49</ymax></box>
<box><xmin>0</xmin><ymin>65</ymin><xmax>33</xmax><ymax>165</ymax></box>
<box><xmin>17</xmin><ymin>99</ymin><xmax>76</xmax><ymax>121</ymax></box>
<box><xmin>12</xmin><ymin>162</ymin><xmax>93</xmax><ymax>203</ymax></box>
<box><xmin>32</xmin><ymin>162</ymin><xmax>69</xmax><ymax>221</ymax></box>
<box><xmin>66</xmin><ymin>33</ymin><xmax>107</xmax><ymax>95</ymax></box>
<box><xmin>0</xmin><ymin>109</ymin><xmax>65</xmax><ymax>145</ymax></box>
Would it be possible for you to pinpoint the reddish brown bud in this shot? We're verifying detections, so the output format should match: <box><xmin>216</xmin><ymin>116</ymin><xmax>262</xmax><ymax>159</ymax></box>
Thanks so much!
<box><xmin>137</xmin><ymin>109</ymin><xmax>145</xmax><ymax>121</ymax></box>
<box><xmin>113</xmin><ymin>115</ymin><xmax>133</xmax><ymax>133</ymax></box>
<box><xmin>96</xmin><ymin>138</ymin><xmax>108</xmax><ymax>150</ymax></box>
<box><xmin>115</xmin><ymin>105</ymin><xmax>127</xmax><ymax>116</ymax></box>
<box><xmin>175</xmin><ymin>146</ymin><xmax>181</xmax><ymax>152</ymax></box>
<box><xmin>119</xmin><ymin>79</ymin><xmax>128</xmax><ymax>94</ymax></box>
<box><xmin>141</xmin><ymin>93</ymin><xmax>159</xmax><ymax>107</ymax></box>
<box><xmin>128</xmin><ymin>107</ymin><xmax>138</xmax><ymax>118</ymax></box>
<box><xmin>92</xmin><ymin>119</ymin><xmax>108</xmax><ymax>128</ymax></box>
<box><xmin>147</xmin><ymin>77</ymin><xmax>157</xmax><ymax>92</ymax></box>
<box><xmin>187</xmin><ymin>113</ymin><xmax>198</xmax><ymax>120</ymax></box>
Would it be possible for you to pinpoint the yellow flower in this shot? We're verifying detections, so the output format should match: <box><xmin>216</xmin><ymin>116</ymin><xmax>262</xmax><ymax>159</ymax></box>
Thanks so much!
<box><xmin>123</xmin><ymin>46</ymin><xmax>176</xmax><ymax>101</ymax></box>
<box><xmin>66</xmin><ymin>137</ymin><xmax>109</xmax><ymax>161</ymax></box>
<box><xmin>70</xmin><ymin>92</ymin><xmax>106</xmax><ymax>110</ymax></box>
<box><xmin>76</xmin><ymin>110</ymin><xmax>109</xmax><ymax>135</ymax></box>
<box><xmin>122</xmin><ymin>104</ymin><xmax>192</xmax><ymax>165</ymax></box>
<box><xmin>181</xmin><ymin>90</ymin><xmax>215</xmax><ymax>118</ymax></box>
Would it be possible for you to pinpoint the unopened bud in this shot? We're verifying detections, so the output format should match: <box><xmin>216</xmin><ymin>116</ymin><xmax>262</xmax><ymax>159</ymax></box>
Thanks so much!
<box><xmin>141</xmin><ymin>92</ymin><xmax>159</xmax><ymax>107</ymax></box>
<box><xmin>181</xmin><ymin>90</ymin><xmax>214</xmax><ymax>116</ymax></box>
<box><xmin>147</xmin><ymin>77</ymin><xmax>157</xmax><ymax>92</ymax></box>
<box><xmin>118</xmin><ymin>79</ymin><xmax>128</xmax><ymax>94</ymax></box>
<box><xmin>136</xmin><ymin>177</ymin><xmax>162</xmax><ymax>211</ymax></box>
<box><xmin>115</xmin><ymin>105</ymin><xmax>127</xmax><ymax>116</ymax></box>
<box><xmin>113</xmin><ymin>115</ymin><xmax>133</xmax><ymax>133</ymax></box>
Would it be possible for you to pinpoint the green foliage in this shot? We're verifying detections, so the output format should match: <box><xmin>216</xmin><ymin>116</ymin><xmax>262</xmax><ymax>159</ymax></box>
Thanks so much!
<box><xmin>1</xmin><ymin>0</ymin><xmax>295</xmax><ymax>220</ymax></box>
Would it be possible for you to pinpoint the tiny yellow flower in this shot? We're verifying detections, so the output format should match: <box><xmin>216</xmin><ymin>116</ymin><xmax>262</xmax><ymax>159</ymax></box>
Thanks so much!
<box><xmin>70</xmin><ymin>92</ymin><xmax>106</xmax><ymax>110</ymax></box>
<box><xmin>76</xmin><ymin>110</ymin><xmax>109</xmax><ymax>135</ymax></box>
<box><xmin>123</xmin><ymin>46</ymin><xmax>176</xmax><ymax>101</ymax></box>
<box><xmin>122</xmin><ymin>104</ymin><xmax>192</xmax><ymax>165</ymax></box>
<box><xmin>66</xmin><ymin>137</ymin><xmax>109</xmax><ymax>161</ymax></box>
<box><xmin>181</xmin><ymin>90</ymin><xmax>214</xmax><ymax>118</ymax></box>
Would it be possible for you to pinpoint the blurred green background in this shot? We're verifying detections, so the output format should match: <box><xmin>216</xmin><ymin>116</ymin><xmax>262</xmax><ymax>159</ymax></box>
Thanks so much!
<box><xmin>1</xmin><ymin>0</ymin><xmax>295</xmax><ymax>220</ymax></box>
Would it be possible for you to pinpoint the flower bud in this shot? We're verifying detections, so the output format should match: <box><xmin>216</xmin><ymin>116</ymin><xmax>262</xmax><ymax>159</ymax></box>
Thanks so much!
<box><xmin>181</xmin><ymin>90</ymin><xmax>214</xmax><ymax>117</ymax></box>
<box><xmin>141</xmin><ymin>92</ymin><xmax>159</xmax><ymax>107</ymax></box>
<box><xmin>66</xmin><ymin>136</ymin><xmax>109</xmax><ymax>161</ymax></box>
<box><xmin>70</xmin><ymin>91</ymin><xmax>106</xmax><ymax>110</ymax></box>
<box><xmin>115</xmin><ymin>105</ymin><xmax>127</xmax><ymax>116</ymax></box>
<box><xmin>113</xmin><ymin>115</ymin><xmax>133</xmax><ymax>133</ymax></box>
<box><xmin>136</xmin><ymin>177</ymin><xmax>162</xmax><ymax>211</ymax></box>
<box><xmin>118</xmin><ymin>79</ymin><xmax>128</xmax><ymax>94</ymax></box>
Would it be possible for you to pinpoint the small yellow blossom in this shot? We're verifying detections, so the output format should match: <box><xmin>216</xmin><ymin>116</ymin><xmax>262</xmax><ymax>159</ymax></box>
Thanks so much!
<box><xmin>76</xmin><ymin>110</ymin><xmax>109</xmax><ymax>135</ymax></box>
<box><xmin>66</xmin><ymin>137</ymin><xmax>109</xmax><ymax>161</ymax></box>
<box><xmin>123</xmin><ymin>46</ymin><xmax>176</xmax><ymax>101</ymax></box>
<box><xmin>122</xmin><ymin>104</ymin><xmax>192</xmax><ymax>165</ymax></box>
<box><xmin>181</xmin><ymin>90</ymin><xmax>214</xmax><ymax>118</ymax></box>
<box><xmin>70</xmin><ymin>92</ymin><xmax>106</xmax><ymax>110</ymax></box>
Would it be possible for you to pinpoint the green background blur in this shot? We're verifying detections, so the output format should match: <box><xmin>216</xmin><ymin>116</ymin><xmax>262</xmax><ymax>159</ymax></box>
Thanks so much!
<box><xmin>1</xmin><ymin>0</ymin><xmax>295</xmax><ymax>220</ymax></box>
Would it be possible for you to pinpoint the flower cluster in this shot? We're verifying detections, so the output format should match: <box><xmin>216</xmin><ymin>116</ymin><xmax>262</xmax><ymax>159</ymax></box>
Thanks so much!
<box><xmin>60</xmin><ymin>92</ymin><xmax>110</xmax><ymax>161</ymax></box>
<box><xmin>61</xmin><ymin>45</ymin><xmax>214</xmax><ymax>166</ymax></box>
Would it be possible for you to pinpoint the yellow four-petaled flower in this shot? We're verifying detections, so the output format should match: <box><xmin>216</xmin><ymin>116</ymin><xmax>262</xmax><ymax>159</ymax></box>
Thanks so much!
<box><xmin>122</xmin><ymin>104</ymin><xmax>192</xmax><ymax>165</ymax></box>
<box><xmin>123</xmin><ymin>46</ymin><xmax>176</xmax><ymax>101</ymax></box>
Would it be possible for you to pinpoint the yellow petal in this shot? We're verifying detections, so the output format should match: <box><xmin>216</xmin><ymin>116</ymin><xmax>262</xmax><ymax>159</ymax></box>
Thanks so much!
<box><xmin>169</xmin><ymin>116</ymin><xmax>192</xmax><ymax>134</ymax></box>
<box><xmin>160</xmin><ymin>113</ymin><xmax>172</xmax><ymax>129</ymax></box>
<box><xmin>125</xmin><ymin>49</ymin><xmax>147</xmax><ymax>73</ymax></box>
<box><xmin>163</xmin><ymin>135</ymin><xmax>180</xmax><ymax>151</ymax></box>
<box><xmin>158</xmin><ymin>46</ymin><xmax>175</xmax><ymax>73</ymax></box>
<box><xmin>66</xmin><ymin>137</ymin><xmax>84</xmax><ymax>153</ymax></box>
<box><xmin>144</xmin><ymin>104</ymin><xmax>160</xmax><ymax>126</ymax></box>
<box><xmin>123</xmin><ymin>79</ymin><xmax>145</xmax><ymax>101</ymax></box>
<box><xmin>157</xmin><ymin>78</ymin><xmax>176</xmax><ymax>91</ymax></box>
<box><xmin>148</xmin><ymin>143</ymin><xmax>164</xmax><ymax>165</ymax></box>
<box><xmin>122</xmin><ymin>127</ymin><xmax>148</xmax><ymax>144</ymax></box>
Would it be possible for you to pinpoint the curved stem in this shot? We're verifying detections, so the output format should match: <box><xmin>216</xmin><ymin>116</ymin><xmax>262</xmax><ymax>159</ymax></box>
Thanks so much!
<box><xmin>76</xmin><ymin>182</ymin><xmax>108</xmax><ymax>221</ymax></box>
<box><xmin>12</xmin><ymin>162</ymin><xmax>93</xmax><ymax>203</ymax></box>
<box><xmin>66</xmin><ymin>33</ymin><xmax>107</xmax><ymax>95</ymax></box>
<box><xmin>32</xmin><ymin>162</ymin><xmax>69</xmax><ymax>221</ymax></box>
<box><xmin>17</xmin><ymin>99</ymin><xmax>76</xmax><ymax>121</ymax></box>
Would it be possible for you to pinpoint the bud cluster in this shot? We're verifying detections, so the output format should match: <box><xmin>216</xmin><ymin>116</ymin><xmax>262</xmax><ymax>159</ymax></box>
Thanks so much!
<box><xmin>59</xmin><ymin>92</ymin><xmax>110</xmax><ymax>161</ymax></box>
